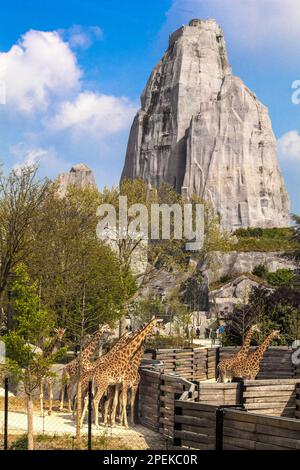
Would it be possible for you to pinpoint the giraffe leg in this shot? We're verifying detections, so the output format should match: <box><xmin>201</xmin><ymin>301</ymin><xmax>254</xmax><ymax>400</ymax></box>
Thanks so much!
<box><xmin>130</xmin><ymin>385</ymin><xmax>138</xmax><ymax>425</ymax></box>
<box><xmin>67</xmin><ymin>382</ymin><xmax>73</xmax><ymax>413</ymax></box>
<box><xmin>60</xmin><ymin>372</ymin><xmax>68</xmax><ymax>411</ymax></box>
<box><xmin>103</xmin><ymin>389</ymin><xmax>113</xmax><ymax>426</ymax></box>
<box><xmin>60</xmin><ymin>384</ymin><xmax>65</xmax><ymax>411</ymax></box>
<box><xmin>121</xmin><ymin>382</ymin><xmax>129</xmax><ymax>428</ymax></box>
<box><xmin>80</xmin><ymin>384</ymin><xmax>106</xmax><ymax>428</ymax></box>
<box><xmin>80</xmin><ymin>394</ymin><xmax>89</xmax><ymax>427</ymax></box>
<box><xmin>110</xmin><ymin>384</ymin><xmax>120</xmax><ymax>426</ymax></box>
<box><xmin>48</xmin><ymin>379</ymin><xmax>53</xmax><ymax>415</ymax></box>
<box><xmin>92</xmin><ymin>385</ymin><xmax>108</xmax><ymax>428</ymax></box>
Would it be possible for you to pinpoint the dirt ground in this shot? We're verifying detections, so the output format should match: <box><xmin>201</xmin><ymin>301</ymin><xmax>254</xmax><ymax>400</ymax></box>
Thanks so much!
<box><xmin>0</xmin><ymin>406</ymin><xmax>169</xmax><ymax>450</ymax></box>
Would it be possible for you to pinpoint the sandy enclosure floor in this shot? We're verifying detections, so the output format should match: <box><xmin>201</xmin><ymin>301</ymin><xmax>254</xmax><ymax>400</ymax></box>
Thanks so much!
<box><xmin>0</xmin><ymin>409</ymin><xmax>169</xmax><ymax>450</ymax></box>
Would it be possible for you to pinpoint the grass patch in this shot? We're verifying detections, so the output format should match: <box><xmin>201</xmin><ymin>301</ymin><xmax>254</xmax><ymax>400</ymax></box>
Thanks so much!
<box><xmin>146</xmin><ymin>335</ymin><xmax>192</xmax><ymax>349</ymax></box>
<box><xmin>234</xmin><ymin>227</ymin><xmax>297</xmax><ymax>252</ymax></box>
<box><xmin>3</xmin><ymin>433</ymin><xmax>132</xmax><ymax>450</ymax></box>
<box><xmin>210</xmin><ymin>272</ymin><xmax>272</xmax><ymax>291</ymax></box>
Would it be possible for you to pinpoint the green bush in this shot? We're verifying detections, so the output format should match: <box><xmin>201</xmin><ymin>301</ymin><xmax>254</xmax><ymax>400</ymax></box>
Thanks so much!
<box><xmin>146</xmin><ymin>335</ymin><xmax>192</xmax><ymax>349</ymax></box>
<box><xmin>252</xmin><ymin>264</ymin><xmax>268</xmax><ymax>278</ymax></box>
<box><xmin>267</xmin><ymin>269</ymin><xmax>295</xmax><ymax>286</ymax></box>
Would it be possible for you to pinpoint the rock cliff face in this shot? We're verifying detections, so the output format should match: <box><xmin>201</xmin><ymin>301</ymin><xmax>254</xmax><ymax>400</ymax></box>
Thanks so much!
<box><xmin>121</xmin><ymin>19</ymin><xmax>290</xmax><ymax>230</ymax></box>
<box><xmin>57</xmin><ymin>163</ymin><xmax>97</xmax><ymax>196</ymax></box>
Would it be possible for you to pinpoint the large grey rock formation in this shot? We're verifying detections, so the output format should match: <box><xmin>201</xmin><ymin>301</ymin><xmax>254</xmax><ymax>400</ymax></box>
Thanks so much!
<box><xmin>57</xmin><ymin>163</ymin><xmax>97</xmax><ymax>196</ymax></box>
<box><xmin>122</xmin><ymin>19</ymin><xmax>290</xmax><ymax>230</ymax></box>
<box><xmin>209</xmin><ymin>275</ymin><xmax>273</xmax><ymax>316</ymax></box>
<box><xmin>199</xmin><ymin>251</ymin><xmax>296</xmax><ymax>284</ymax></box>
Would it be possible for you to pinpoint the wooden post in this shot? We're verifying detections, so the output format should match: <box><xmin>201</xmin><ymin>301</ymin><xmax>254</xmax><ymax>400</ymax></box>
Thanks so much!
<box><xmin>173</xmin><ymin>404</ymin><xmax>182</xmax><ymax>447</ymax></box>
<box><xmin>215</xmin><ymin>407</ymin><xmax>224</xmax><ymax>451</ymax></box>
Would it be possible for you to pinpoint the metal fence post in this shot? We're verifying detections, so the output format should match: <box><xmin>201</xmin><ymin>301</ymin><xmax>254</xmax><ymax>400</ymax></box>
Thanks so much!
<box><xmin>4</xmin><ymin>377</ymin><xmax>8</xmax><ymax>450</ymax></box>
<box><xmin>215</xmin><ymin>407</ymin><xmax>224</xmax><ymax>451</ymax></box>
<box><xmin>87</xmin><ymin>380</ymin><xmax>93</xmax><ymax>451</ymax></box>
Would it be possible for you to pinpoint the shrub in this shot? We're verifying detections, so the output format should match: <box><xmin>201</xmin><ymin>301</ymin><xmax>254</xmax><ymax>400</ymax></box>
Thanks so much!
<box><xmin>267</xmin><ymin>269</ymin><xmax>295</xmax><ymax>287</ymax></box>
<box><xmin>252</xmin><ymin>264</ymin><xmax>268</xmax><ymax>278</ymax></box>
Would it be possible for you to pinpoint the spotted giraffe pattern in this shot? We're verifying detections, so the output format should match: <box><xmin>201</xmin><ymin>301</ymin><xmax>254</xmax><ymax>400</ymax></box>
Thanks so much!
<box><xmin>106</xmin><ymin>343</ymin><xmax>145</xmax><ymax>427</ymax></box>
<box><xmin>60</xmin><ymin>324</ymin><xmax>111</xmax><ymax>411</ymax></box>
<box><xmin>217</xmin><ymin>324</ymin><xmax>260</xmax><ymax>382</ymax></box>
<box><xmin>79</xmin><ymin>318</ymin><xmax>157</xmax><ymax>427</ymax></box>
<box><xmin>231</xmin><ymin>330</ymin><xmax>281</xmax><ymax>380</ymax></box>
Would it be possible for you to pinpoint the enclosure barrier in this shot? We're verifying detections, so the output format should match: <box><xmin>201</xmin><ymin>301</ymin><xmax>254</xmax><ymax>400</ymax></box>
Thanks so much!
<box><xmin>146</xmin><ymin>346</ymin><xmax>300</xmax><ymax>381</ymax></box>
<box><xmin>173</xmin><ymin>402</ymin><xmax>300</xmax><ymax>450</ymax></box>
<box><xmin>139</xmin><ymin>368</ymin><xmax>300</xmax><ymax>446</ymax></box>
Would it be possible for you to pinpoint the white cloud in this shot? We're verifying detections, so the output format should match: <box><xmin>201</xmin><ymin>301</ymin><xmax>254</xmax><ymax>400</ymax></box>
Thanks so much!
<box><xmin>166</xmin><ymin>0</ymin><xmax>300</xmax><ymax>54</ymax></box>
<box><xmin>10</xmin><ymin>142</ymin><xmax>69</xmax><ymax>177</ymax></box>
<box><xmin>0</xmin><ymin>29</ymin><xmax>82</xmax><ymax>114</ymax></box>
<box><xmin>277</xmin><ymin>131</ymin><xmax>300</xmax><ymax>161</ymax></box>
<box><xmin>48</xmin><ymin>91</ymin><xmax>137</xmax><ymax>138</ymax></box>
<box><xmin>62</xmin><ymin>25</ymin><xmax>103</xmax><ymax>49</ymax></box>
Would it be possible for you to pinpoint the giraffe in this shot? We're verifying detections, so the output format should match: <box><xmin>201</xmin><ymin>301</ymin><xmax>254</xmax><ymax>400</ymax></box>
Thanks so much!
<box><xmin>217</xmin><ymin>324</ymin><xmax>260</xmax><ymax>383</ymax></box>
<box><xmin>79</xmin><ymin>318</ymin><xmax>158</xmax><ymax>428</ymax></box>
<box><xmin>118</xmin><ymin>342</ymin><xmax>145</xmax><ymax>426</ymax></box>
<box><xmin>231</xmin><ymin>330</ymin><xmax>281</xmax><ymax>380</ymax></box>
<box><xmin>59</xmin><ymin>324</ymin><xmax>112</xmax><ymax>412</ymax></box>
<box><xmin>105</xmin><ymin>342</ymin><xmax>145</xmax><ymax>427</ymax></box>
<box><xmin>40</xmin><ymin>327</ymin><xmax>66</xmax><ymax>416</ymax></box>
<box><xmin>75</xmin><ymin>330</ymin><xmax>136</xmax><ymax>422</ymax></box>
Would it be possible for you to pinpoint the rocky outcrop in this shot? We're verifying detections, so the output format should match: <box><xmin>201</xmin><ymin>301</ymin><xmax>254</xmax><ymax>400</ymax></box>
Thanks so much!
<box><xmin>199</xmin><ymin>251</ymin><xmax>296</xmax><ymax>283</ymax></box>
<box><xmin>122</xmin><ymin>19</ymin><xmax>290</xmax><ymax>230</ymax></box>
<box><xmin>209</xmin><ymin>275</ymin><xmax>272</xmax><ymax>316</ymax></box>
<box><xmin>57</xmin><ymin>163</ymin><xmax>97</xmax><ymax>196</ymax></box>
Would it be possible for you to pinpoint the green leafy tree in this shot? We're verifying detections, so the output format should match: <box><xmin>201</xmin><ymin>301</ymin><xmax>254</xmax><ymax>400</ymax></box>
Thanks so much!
<box><xmin>0</xmin><ymin>166</ymin><xmax>50</xmax><ymax>326</ymax></box>
<box><xmin>225</xmin><ymin>286</ymin><xmax>300</xmax><ymax>346</ymax></box>
<box><xmin>4</xmin><ymin>264</ymin><xmax>65</xmax><ymax>450</ymax></box>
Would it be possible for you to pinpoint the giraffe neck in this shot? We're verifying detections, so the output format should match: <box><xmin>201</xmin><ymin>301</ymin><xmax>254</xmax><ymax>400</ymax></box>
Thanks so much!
<box><xmin>81</xmin><ymin>328</ymin><xmax>106</xmax><ymax>361</ymax></box>
<box><xmin>238</xmin><ymin>327</ymin><xmax>255</xmax><ymax>356</ymax></box>
<box><xmin>252</xmin><ymin>334</ymin><xmax>275</xmax><ymax>359</ymax></box>
<box><xmin>121</xmin><ymin>321</ymin><xmax>156</xmax><ymax>361</ymax></box>
<box><xmin>132</xmin><ymin>345</ymin><xmax>145</xmax><ymax>367</ymax></box>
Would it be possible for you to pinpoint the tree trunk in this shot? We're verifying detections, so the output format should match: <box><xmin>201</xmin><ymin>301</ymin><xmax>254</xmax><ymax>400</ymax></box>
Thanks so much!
<box><xmin>27</xmin><ymin>393</ymin><xmax>34</xmax><ymax>450</ymax></box>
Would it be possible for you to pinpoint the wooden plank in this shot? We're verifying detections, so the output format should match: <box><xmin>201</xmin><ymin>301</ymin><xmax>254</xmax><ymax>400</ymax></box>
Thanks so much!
<box><xmin>174</xmin><ymin>430</ymin><xmax>212</xmax><ymax>445</ymax></box>
<box><xmin>224</xmin><ymin>410</ymin><xmax>300</xmax><ymax>431</ymax></box>
<box><xmin>175</xmin><ymin>400</ymin><xmax>217</xmax><ymax>412</ymax></box>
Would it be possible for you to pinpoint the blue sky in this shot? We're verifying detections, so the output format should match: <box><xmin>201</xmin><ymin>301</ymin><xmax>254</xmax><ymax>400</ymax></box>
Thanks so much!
<box><xmin>0</xmin><ymin>0</ymin><xmax>300</xmax><ymax>213</ymax></box>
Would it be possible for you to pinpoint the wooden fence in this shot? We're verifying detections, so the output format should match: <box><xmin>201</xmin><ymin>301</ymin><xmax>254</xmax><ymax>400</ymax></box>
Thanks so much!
<box><xmin>174</xmin><ymin>401</ymin><xmax>216</xmax><ymax>450</ymax></box>
<box><xmin>138</xmin><ymin>368</ymin><xmax>198</xmax><ymax>437</ymax></box>
<box><xmin>173</xmin><ymin>402</ymin><xmax>300</xmax><ymax>450</ymax></box>
<box><xmin>139</xmin><ymin>368</ymin><xmax>300</xmax><ymax>443</ymax></box>
<box><xmin>222</xmin><ymin>409</ymin><xmax>300</xmax><ymax>450</ymax></box>
<box><xmin>146</xmin><ymin>346</ymin><xmax>300</xmax><ymax>381</ymax></box>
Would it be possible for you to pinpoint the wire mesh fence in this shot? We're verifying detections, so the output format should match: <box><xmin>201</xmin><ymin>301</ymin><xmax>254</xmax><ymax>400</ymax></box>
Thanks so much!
<box><xmin>0</xmin><ymin>376</ymin><xmax>167</xmax><ymax>451</ymax></box>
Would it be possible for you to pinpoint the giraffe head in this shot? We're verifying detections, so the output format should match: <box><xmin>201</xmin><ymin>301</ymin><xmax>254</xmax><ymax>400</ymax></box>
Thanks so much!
<box><xmin>98</xmin><ymin>323</ymin><xmax>112</xmax><ymax>336</ymax></box>
<box><xmin>271</xmin><ymin>330</ymin><xmax>281</xmax><ymax>341</ymax></box>
<box><xmin>54</xmin><ymin>328</ymin><xmax>66</xmax><ymax>340</ymax></box>
<box><xmin>250</xmin><ymin>324</ymin><xmax>260</xmax><ymax>334</ymax></box>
